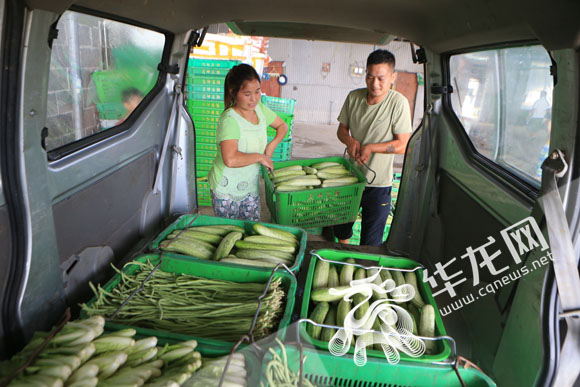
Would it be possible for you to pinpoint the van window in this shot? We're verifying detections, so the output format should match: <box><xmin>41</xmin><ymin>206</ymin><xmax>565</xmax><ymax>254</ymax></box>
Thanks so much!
<box><xmin>45</xmin><ymin>11</ymin><xmax>165</xmax><ymax>151</ymax></box>
<box><xmin>449</xmin><ymin>45</ymin><xmax>553</xmax><ymax>185</ymax></box>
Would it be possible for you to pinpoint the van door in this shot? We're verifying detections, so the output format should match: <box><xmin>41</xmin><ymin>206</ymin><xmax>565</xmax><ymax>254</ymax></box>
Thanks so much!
<box><xmin>1</xmin><ymin>3</ymin><xmax>195</xmax><ymax>353</ymax></box>
<box><xmin>388</xmin><ymin>43</ymin><xmax>573</xmax><ymax>385</ymax></box>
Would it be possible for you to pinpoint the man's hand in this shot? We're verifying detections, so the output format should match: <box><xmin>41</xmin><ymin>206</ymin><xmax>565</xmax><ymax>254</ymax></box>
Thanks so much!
<box><xmin>347</xmin><ymin>138</ymin><xmax>361</xmax><ymax>160</ymax></box>
<box><xmin>357</xmin><ymin>144</ymin><xmax>373</xmax><ymax>165</ymax></box>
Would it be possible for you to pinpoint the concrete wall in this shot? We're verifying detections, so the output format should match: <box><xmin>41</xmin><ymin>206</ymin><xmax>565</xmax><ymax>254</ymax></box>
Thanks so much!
<box><xmin>267</xmin><ymin>39</ymin><xmax>424</xmax><ymax>129</ymax></box>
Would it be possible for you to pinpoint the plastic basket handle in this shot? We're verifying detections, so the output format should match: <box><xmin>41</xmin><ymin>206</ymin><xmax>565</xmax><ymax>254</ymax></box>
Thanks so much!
<box><xmin>343</xmin><ymin>148</ymin><xmax>377</xmax><ymax>185</ymax></box>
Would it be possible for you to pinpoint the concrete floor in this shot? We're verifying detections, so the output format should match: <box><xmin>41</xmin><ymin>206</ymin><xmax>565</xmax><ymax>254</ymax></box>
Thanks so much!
<box><xmin>199</xmin><ymin>121</ymin><xmax>403</xmax><ymax>252</ymax></box>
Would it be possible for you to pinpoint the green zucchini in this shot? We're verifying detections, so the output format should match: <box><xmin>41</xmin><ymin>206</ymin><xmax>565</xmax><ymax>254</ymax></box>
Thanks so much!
<box><xmin>253</xmin><ymin>223</ymin><xmax>298</xmax><ymax>243</ymax></box>
<box><xmin>235</xmin><ymin>249</ymin><xmax>295</xmax><ymax>261</ymax></box>
<box><xmin>320</xmin><ymin>306</ymin><xmax>337</xmax><ymax>342</ymax></box>
<box><xmin>313</xmin><ymin>260</ymin><xmax>330</xmax><ymax>289</ymax></box>
<box><xmin>303</xmin><ymin>166</ymin><xmax>318</xmax><ymax>174</ymax></box>
<box><xmin>173</xmin><ymin>230</ymin><xmax>222</xmax><ymax>245</ymax></box>
<box><xmin>159</xmin><ymin>239</ymin><xmax>214</xmax><ymax>260</ymax></box>
<box><xmin>165</xmin><ymin>234</ymin><xmax>217</xmax><ymax>252</ymax></box>
<box><xmin>419</xmin><ymin>304</ymin><xmax>437</xmax><ymax>353</ymax></box>
<box><xmin>405</xmin><ymin>271</ymin><xmax>426</xmax><ymax>308</ymax></box>
<box><xmin>311</xmin><ymin>286</ymin><xmax>350</xmax><ymax>302</ymax></box>
<box><xmin>311</xmin><ymin>161</ymin><xmax>341</xmax><ymax>169</ymax></box>
<box><xmin>214</xmin><ymin>231</ymin><xmax>243</xmax><ymax>260</ymax></box>
<box><xmin>242</xmin><ymin>235</ymin><xmax>297</xmax><ymax>247</ymax></box>
<box><xmin>307</xmin><ymin>302</ymin><xmax>329</xmax><ymax>340</ymax></box>
<box><xmin>327</xmin><ymin>265</ymin><xmax>339</xmax><ymax>289</ymax></box>
<box><xmin>235</xmin><ymin>240</ymin><xmax>296</xmax><ymax>253</ymax></box>
<box><xmin>339</xmin><ymin>259</ymin><xmax>356</xmax><ymax>286</ymax></box>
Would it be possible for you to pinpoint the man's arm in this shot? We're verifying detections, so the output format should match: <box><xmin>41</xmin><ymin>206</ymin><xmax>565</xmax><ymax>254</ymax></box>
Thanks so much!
<box><xmin>358</xmin><ymin>132</ymin><xmax>411</xmax><ymax>164</ymax></box>
<box><xmin>337</xmin><ymin>122</ymin><xmax>361</xmax><ymax>159</ymax></box>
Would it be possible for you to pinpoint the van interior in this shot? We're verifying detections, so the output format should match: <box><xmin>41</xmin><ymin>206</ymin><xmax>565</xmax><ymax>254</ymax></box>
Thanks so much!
<box><xmin>0</xmin><ymin>0</ymin><xmax>579</xmax><ymax>385</ymax></box>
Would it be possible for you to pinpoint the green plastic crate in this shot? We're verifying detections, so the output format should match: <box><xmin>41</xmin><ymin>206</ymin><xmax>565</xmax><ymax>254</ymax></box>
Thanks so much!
<box><xmin>190</xmin><ymin>106</ymin><xmax>222</xmax><ymax>116</ymax></box>
<box><xmin>261</xmin><ymin>95</ymin><xmax>296</xmax><ymax>115</ymax></box>
<box><xmin>196</xmin><ymin>142</ymin><xmax>218</xmax><ymax>152</ymax></box>
<box><xmin>300</xmin><ymin>249</ymin><xmax>452</xmax><ymax>363</ymax></box>
<box><xmin>267</xmin><ymin>127</ymin><xmax>292</xmax><ymax>140</ymax></box>
<box><xmin>186</xmin><ymin>84</ymin><xmax>224</xmax><ymax>94</ymax></box>
<box><xmin>196</xmin><ymin>156</ymin><xmax>214</xmax><ymax>165</ymax></box>
<box><xmin>196</xmin><ymin>128</ymin><xmax>217</xmax><ymax>137</ymax></box>
<box><xmin>261</xmin><ymin>157</ymin><xmax>366</xmax><ymax>229</ymax></box>
<box><xmin>197</xmin><ymin>163</ymin><xmax>212</xmax><ymax>173</ymax></box>
<box><xmin>196</xmin><ymin>149</ymin><xmax>217</xmax><ymax>159</ymax></box>
<box><xmin>197</xmin><ymin>181</ymin><xmax>212</xmax><ymax>206</ymax></box>
<box><xmin>271</xmin><ymin>140</ymin><xmax>292</xmax><ymax>162</ymax></box>
<box><xmin>187</xmin><ymin>99</ymin><xmax>225</xmax><ymax>110</ymax></box>
<box><xmin>84</xmin><ymin>253</ymin><xmax>297</xmax><ymax>356</ymax></box>
<box><xmin>148</xmin><ymin>214</ymin><xmax>308</xmax><ymax>273</ymax></box>
<box><xmin>187</xmin><ymin>76</ymin><xmax>226</xmax><ymax>86</ymax></box>
<box><xmin>196</xmin><ymin>169</ymin><xmax>209</xmax><ymax>178</ymax></box>
<box><xmin>196</xmin><ymin>135</ymin><xmax>216</xmax><ymax>145</ymax></box>
<box><xmin>188</xmin><ymin>59</ymin><xmax>240</xmax><ymax>69</ymax></box>
<box><xmin>96</xmin><ymin>102</ymin><xmax>126</xmax><ymax>120</ymax></box>
<box><xmin>260</xmin><ymin>345</ymin><xmax>496</xmax><ymax>387</ymax></box>
<box><xmin>192</xmin><ymin>114</ymin><xmax>221</xmax><ymax>124</ymax></box>
<box><xmin>188</xmin><ymin>92</ymin><xmax>223</xmax><ymax>101</ymax></box>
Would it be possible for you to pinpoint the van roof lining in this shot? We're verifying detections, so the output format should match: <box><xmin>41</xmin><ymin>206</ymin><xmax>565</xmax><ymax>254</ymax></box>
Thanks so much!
<box><xmin>26</xmin><ymin>0</ymin><xmax>580</xmax><ymax>52</ymax></box>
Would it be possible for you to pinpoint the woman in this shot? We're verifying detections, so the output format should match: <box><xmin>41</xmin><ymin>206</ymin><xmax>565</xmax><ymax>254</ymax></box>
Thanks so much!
<box><xmin>208</xmin><ymin>64</ymin><xmax>288</xmax><ymax>221</ymax></box>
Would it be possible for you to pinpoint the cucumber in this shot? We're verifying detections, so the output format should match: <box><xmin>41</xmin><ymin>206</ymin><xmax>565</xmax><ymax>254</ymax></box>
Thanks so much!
<box><xmin>281</xmin><ymin>178</ymin><xmax>322</xmax><ymax>186</ymax></box>
<box><xmin>353</xmin><ymin>293</ymin><xmax>369</xmax><ymax>320</ymax></box>
<box><xmin>273</xmin><ymin>168</ymin><xmax>306</xmax><ymax>178</ymax></box>
<box><xmin>276</xmin><ymin>185</ymin><xmax>308</xmax><ymax>192</ymax></box>
<box><xmin>186</xmin><ymin>226</ymin><xmax>231</xmax><ymax>236</ymax></box>
<box><xmin>391</xmin><ymin>270</ymin><xmax>406</xmax><ymax>287</ymax></box>
<box><xmin>253</xmin><ymin>223</ymin><xmax>298</xmax><ymax>244</ymax></box>
<box><xmin>311</xmin><ymin>286</ymin><xmax>351</xmax><ymax>302</ymax></box>
<box><xmin>214</xmin><ymin>231</ymin><xmax>243</xmax><ymax>260</ymax></box>
<box><xmin>312</xmin><ymin>161</ymin><xmax>341</xmax><ymax>169</ymax></box>
<box><xmin>303</xmin><ymin>166</ymin><xmax>318</xmax><ymax>175</ymax></box>
<box><xmin>205</xmin><ymin>224</ymin><xmax>245</xmax><ymax>233</ymax></box>
<box><xmin>419</xmin><ymin>304</ymin><xmax>437</xmax><ymax>354</ymax></box>
<box><xmin>174</xmin><ymin>230</ymin><xmax>223</xmax><ymax>245</ymax></box>
<box><xmin>243</xmin><ymin>235</ymin><xmax>297</xmax><ymax>247</ymax></box>
<box><xmin>380</xmin><ymin>269</ymin><xmax>393</xmax><ymax>283</ymax></box>
<box><xmin>235</xmin><ymin>249</ymin><xmax>295</xmax><ymax>261</ymax></box>
<box><xmin>320</xmin><ymin>307</ymin><xmax>337</xmax><ymax>342</ymax></box>
<box><xmin>275</xmin><ymin>172</ymin><xmax>310</xmax><ymax>184</ymax></box>
<box><xmin>317</xmin><ymin>170</ymin><xmax>351</xmax><ymax>180</ymax></box>
<box><xmin>408</xmin><ymin>303</ymin><xmax>422</xmax><ymax>329</ymax></box>
<box><xmin>307</xmin><ymin>302</ymin><xmax>329</xmax><ymax>340</ymax></box>
<box><xmin>327</xmin><ymin>266</ymin><xmax>339</xmax><ymax>289</ymax></box>
<box><xmin>274</xmin><ymin>165</ymin><xmax>303</xmax><ymax>174</ymax></box>
<box><xmin>337</xmin><ymin>298</ymin><xmax>351</xmax><ymax>328</ymax></box>
<box><xmin>369</xmin><ymin>268</ymin><xmax>387</xmax><ymax>301</ymax></box>
<box><xmin>322</xmin><ymin>180</ymin><xmax>357</xmax><ymax>188</ymax></box>
<box><xmin>219</xmin><ymin>257</ymin><xmax>278</xmax><ymax>268</ymax></box>
<box><xmin>409</xmin><ymin>311</ymin><xmax>418</xmax><ymax>335</ymax></box>
<box><xmin>339</xmin><ymin>259</ymin><xmax>356</xmax><ymax>286</ymax></box>
<box><xmin>159</xmin><ymin>239</ymin><xmax>214</xmax><ymax>260</ymax></box>
<box><xmin>313</xmin><ymin>260</ymin><xmax>330</xmax><ymax>289</ymax></box>
<box><xmin>317</xmin><ymin>165</ymin><xmax>349</xmax><ymax>173</ymax></box>
<box><xmin>373</xmin><ymin>317</ymin><xmax>383</xmax><ymax>351</ymax></box>
<box><xmin>323</xmin><ymin>176</ymin><xmax>359</xmax><ymax>185</ymax></box>
<box><xmin>405</xmin><ymin>271</ymin><xmax>426</xmax><ymax>308</ymax></box>
<box><xmin>235</xmin><ymin>240</ymin><xmax>296</xmax><ymax>253</ymax></box>
<box><xmin>354</xmin><ymin>267</ymin><xmax>366</xmax><ymax>281</ymax></box>
<box><xmin>251</xmin><ymin>256</ymin><xmax>294</xmax><ymax>266</ymax></box>
<box><xmin>165</xmin><ymin>234</ymin><xmax>217</xmax><ymax>252</ymax></box>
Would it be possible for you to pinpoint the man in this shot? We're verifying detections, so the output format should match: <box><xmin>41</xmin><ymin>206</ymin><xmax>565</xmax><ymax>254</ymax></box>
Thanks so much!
<box><xmin>333</xmin><ymin>49</ymin><xmax>412</xmax><ymax>246</ymax></box>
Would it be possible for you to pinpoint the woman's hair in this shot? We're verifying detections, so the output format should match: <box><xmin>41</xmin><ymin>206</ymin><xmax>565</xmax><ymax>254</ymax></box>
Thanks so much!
<box><xmin>223</xmin><ymin>64</ymin><xmax>261</xmax><ymax>110</ymax></box>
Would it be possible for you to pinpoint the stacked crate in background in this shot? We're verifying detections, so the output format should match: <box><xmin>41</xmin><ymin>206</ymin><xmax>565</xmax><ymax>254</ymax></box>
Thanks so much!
<box><xmin>187</xmin><ymin>59</ymin><xmax>240</xmax><ymax>206</ymax></box>
<box><xmin>262</xmin><ymin>96</ymin><xmax>296</xmax><ymax>161</ymax></box>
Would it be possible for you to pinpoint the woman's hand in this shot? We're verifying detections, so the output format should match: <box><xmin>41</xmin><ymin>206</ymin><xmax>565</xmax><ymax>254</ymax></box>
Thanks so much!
<box><xmin>258</xmin><ymin>154</ymin><xmax>274</xmax><ymax>171</ymax></box>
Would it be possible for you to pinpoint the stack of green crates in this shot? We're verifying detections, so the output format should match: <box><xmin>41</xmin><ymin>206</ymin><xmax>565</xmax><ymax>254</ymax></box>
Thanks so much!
<box><xmin>262</xmin><ymin>95</ymin><xmax>296</xmax><ymax>161</ymax></box>
<box><xmin>187</xmin><ymin>59</ymin><xmax>240</xmax><ymax>206</ymax></box>
<box><xmin>334</xmin><ymin>172</ymin><xmax>402</xmax><ymax>245</ymax></box>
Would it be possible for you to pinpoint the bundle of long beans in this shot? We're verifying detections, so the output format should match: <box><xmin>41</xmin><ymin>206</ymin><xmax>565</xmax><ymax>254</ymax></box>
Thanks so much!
<box><xmin>81</xmin><ymin>260</ymin><xmax>286</xmax><ymax>341</ymax></box>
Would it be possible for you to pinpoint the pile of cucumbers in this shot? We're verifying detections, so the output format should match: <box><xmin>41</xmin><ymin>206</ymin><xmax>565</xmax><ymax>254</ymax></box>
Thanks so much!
<box><xmin>0</xmin><ymin>315</ymin><xmax>203</xmax><ymax>387</ymax></box>
<box><xmin>306</xmin><ymin>259</ymin><xmax>438</xmax><ymax>355</ymax></box>
<box><xmin>269</xmin><ymin>161</ymin><xmax>359</xmax><ymax>192</ymax></box>
<box><xmin>159</xmin><ymin>223</ymin><xmax>300</xmax><ymax>269</ymax></box>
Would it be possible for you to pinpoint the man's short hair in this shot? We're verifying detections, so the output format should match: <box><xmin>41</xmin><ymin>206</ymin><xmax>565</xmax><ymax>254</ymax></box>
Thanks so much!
<box><xmin>121</xmin><ymin>87</ymin><xmax>143</xmax><ymax>103</ymax></box>
<box><xmin>367</xmin><ymin>49</ymin><xmax>396</xmax><ymax>69</ymax></box>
